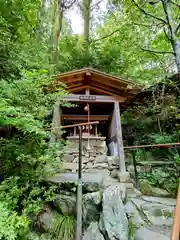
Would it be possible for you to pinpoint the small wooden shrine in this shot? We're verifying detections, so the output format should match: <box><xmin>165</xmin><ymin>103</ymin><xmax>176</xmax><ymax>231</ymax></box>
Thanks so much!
<box><xmin>53</xmin><ymin>68</ymin><xmax>141</xmax><ymax>172</ymax></box>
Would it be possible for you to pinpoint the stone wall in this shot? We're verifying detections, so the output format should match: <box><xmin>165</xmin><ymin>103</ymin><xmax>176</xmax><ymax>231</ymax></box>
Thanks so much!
<box><xmin>61</xmin><ymin>137</ymin><xmax>120</xmax><ymax>175</ymax></box>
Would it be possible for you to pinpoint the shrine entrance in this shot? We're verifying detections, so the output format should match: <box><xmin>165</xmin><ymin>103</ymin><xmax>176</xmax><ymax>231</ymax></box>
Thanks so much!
<box><xmin>53</xmin><ymin>68</ymin><xmax>141</xmax><ymax>173</ymax></box>
<box><xmin>61</xmin><ymin>102</ymin><xmax>113</xmax><ymax>139</ymax></box>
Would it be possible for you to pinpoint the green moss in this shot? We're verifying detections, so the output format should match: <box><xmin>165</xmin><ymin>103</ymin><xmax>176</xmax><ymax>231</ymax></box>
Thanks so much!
<box><xmin>139</xmin><ymin>180</ymin><xmax>153</xmax><ymax>196</ymax></box>
<box><xmin>128</xmin><ymin>218</ymin><xmax>139</xmax><ymax>240</ymax></box>
<box><xmin>163</xmin><ymin>210</ymin><xmax>173</xmax><ymax>218</ymax></box>
<box><xmin>153</xmin><ymin>209</ymin><xmax>162</xmax><ymax>217</ymax></box>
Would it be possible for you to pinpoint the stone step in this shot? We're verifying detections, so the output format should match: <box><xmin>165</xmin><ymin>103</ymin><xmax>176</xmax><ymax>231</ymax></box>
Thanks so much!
<box><xmin>47</xmin><ymin>173</ymin><xmax>133</xmax><ymax>186</ymax></box>
<box><xmin>46</xmin><ymin>173</ymin><xmax>103</xmax><ymax>184</ymax></box>
<box><xmin>136</xmin><ymin>227</ymin><xmax>169</xmax><ymax>240</ymax></box>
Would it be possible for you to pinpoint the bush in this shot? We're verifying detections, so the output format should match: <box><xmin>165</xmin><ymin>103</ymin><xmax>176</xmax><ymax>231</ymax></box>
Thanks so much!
<box><xmin>0</xmin><ymin>201</ymin><xmax>30</xmax><ymax>240</ymax></box>
<box><xmin>139</xmin><ymin>167</ymin><xmax>179</xmax><ymax>196</ymax></box>
<box><xmin>0</xmin><ymin>69</ymin><xmax>67</xmax><ymax>238</ymax></box>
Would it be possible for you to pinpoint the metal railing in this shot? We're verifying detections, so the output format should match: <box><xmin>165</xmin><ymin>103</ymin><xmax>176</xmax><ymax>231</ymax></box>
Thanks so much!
<box><xmin>62</xmin><ymin>121</ymin><xmax>99</xmax><ymax>240</ymax></box>
<box><xmin>124</xmin><ymin>142</ymin><xmax>180</xmax><ymax>239</ymax></box>
<box><xmin>171</xmin><ymin>183</ymin><xmax>180</xmax><ymax>240</ymax></box>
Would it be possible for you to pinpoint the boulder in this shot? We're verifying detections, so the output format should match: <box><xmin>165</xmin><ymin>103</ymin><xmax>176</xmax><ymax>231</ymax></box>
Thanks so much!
<box><xmin>83</xmin><ymin>191</ymin><xmax>102</xmax><ymax>227</ymax></box>
<box><xmin>36</xmin><ymin>206</ymin><xmax>56</xmax><ymax>232</ymax></box>
<box><xmin>100</xmin><ymin>185</ymin><xmax>128</xmax><ymax>240</ymax></box>
<box><xmin>82</xmin><ymin>222</ymin><xmax>105</xmax><ymax>240</ymax></box>
<box><xmin>117</xmin><ymin>172</ymin><xmax>130</xmax><ymax>183</ymax></box>
<box><xmin>131</xmin><ymin>198</ymin><xmax>174</xmax><ymax>226</ymax></box>
<box><xmin>53</xmin><ymin>193</ymin><xmax>76</xmax><ymax>216</ymax></box>
<box><xmin>135</xmin><ymin>227</ymin><xmax>169</xmax><ymax>240</ymax></box>
<box><xmin>124</xmin><ymin>201</ymin><xmax>144</xmax><ymax>225</ymax></box>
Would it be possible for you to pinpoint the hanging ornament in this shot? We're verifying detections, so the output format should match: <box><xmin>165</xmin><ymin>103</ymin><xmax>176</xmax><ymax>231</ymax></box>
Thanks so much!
<box><xmin>86</xmin><ymin>103</ymin><xmax>91</xmax><ymax>150</ymax></box>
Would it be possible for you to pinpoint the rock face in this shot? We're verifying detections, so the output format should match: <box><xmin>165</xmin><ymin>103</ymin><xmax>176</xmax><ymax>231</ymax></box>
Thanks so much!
<box><xmin>82</xmin><ymin>222</ymin><xmax>105</xmax><ymax>240</ymax></box>
<box><xmin>36</xmin><ymin>206</ymin><xmax>55</xmax><ymax>232</ymax></box>
<box><xmin>142</xmin><ymin>196</ymin><xmax>176</xmax><ymax>206</ymax></box>
<box><xmin>131</xmin><ymin>197</ymin><xmax>174</xmax><ymax>226</ymax></box>
<box><xmin>100</xmin><ymin>185</ymin><xmax>129</xmax><ymax>240</ymax></box>
<box><xmin>124</xmin><ymin>201</ymin><xmax>144</xmax><ymax>225</ymax></box>
<box><xmin>83</xmin><ymin>191</ymin><xmax>102</xmax><ymax>227</ymax></box>
<box><xmin>135</xmin><ymin>227</ymin><xmax>169</xmax><ymax>240</ymax></box>
<box><xmin>53</xmin><ymin>193</ymin><xmax>76</xmax><ymax>216</ymax></box>
<box><xmin>141</xmin><ymin>203</ymin><xmax>174</xmax><ymax>226</ymax></box>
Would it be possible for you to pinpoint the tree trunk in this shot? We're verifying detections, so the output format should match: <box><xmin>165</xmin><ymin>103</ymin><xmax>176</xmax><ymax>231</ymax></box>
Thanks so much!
<box><xmin>53</xmin><ymin>0</ymin><xmax>63</xmax><ymax>62</ymax></box>
<box><xmin>83</xmin><ymin>0</ymin><xmax>91</xmax><ymax>42</ymax></box>
<box><xmin>161</xmin><ymin>0</ymin><xmax>180</xmax><ymax>73</ymax></box>
<box><xmin>173</xmin><ymin>39</ymin><xmax>180</xmax><ymax>74</ymax></box>
<box><xmin>49</xmin><ymin>0</ymin><xmax>58</xmax><ymax>62</ymax></box>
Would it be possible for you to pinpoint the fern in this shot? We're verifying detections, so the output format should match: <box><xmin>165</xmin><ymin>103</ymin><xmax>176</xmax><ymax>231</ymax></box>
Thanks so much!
<box><xmin>50</xmin><ymin>214</ymin><xmax>75</xmax><ymax>240</ymax></box>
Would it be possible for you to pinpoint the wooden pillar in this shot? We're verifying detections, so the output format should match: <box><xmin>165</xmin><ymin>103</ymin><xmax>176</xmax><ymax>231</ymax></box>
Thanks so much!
<box><xmin>114</xmin><ymin>101</ymin><xmax>126</xmax><ymax>172</ymax></box>
<box><xmin>50</xmin><ymin>101</ymin><xmax>62</xmax><ymax>143</ymax></box>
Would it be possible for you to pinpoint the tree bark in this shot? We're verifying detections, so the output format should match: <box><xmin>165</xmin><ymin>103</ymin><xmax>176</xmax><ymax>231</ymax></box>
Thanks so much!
<box><xmin>49</xmin><ymin>0</ymin><xmax>58</xmax><ymax>62</ymax></box>
<box><xmin>83</xmin><ymin>0</ymin><xmax>91</xmax><ymax>42</ymax></box>
<box><xmin>53</xmin><ymin>0</ymin><xmax>63</xmax><ymax>62</ymax></box>
<box><xmin>161</xmin><ymin>0</ymin><xmax>180</xmax><ymax>73</ymax></box>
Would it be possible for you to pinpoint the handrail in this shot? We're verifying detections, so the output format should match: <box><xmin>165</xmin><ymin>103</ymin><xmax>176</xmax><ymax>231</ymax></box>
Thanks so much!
<box><xmin>124</xmin><ymin>142</ymin><xmax>180</xmax><ymax>149</ymax></box>
<box><xmin>171</xmin><ymin>183</ymin><xmax>180</xmax><ymax>240</ymax></box>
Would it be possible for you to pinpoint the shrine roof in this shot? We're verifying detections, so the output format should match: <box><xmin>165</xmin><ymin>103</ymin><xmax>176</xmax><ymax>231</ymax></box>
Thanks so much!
<box><xmin>54</xmin><ymin>68</ymin><xmax>142</xmax><ymax>107</ymax></box>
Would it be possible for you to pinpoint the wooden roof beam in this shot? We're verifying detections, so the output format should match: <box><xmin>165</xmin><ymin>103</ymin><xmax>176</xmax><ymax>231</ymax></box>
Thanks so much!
<box><xmin>90</xmin><ymin>82</ymin><xmax>127</xmax><ymax>97</ymax></box>
<box><xmin>57</xmin><ymin>78</ymin><xmax>84</xmax><ymax>85</ymax></box>
<box><xmin>68</xmin><ymin>82</ymin><xmax>84</xmax><ymax>90</ymax></box>
<box><xmin>89</xmin><ymin>86</ymin><xmax>127</xmax><ymax>101</ymax></box>
<box><xmin>68</xmin><ymin>85</ymin><xmax>87</xmax><ymax>93</ymax></box>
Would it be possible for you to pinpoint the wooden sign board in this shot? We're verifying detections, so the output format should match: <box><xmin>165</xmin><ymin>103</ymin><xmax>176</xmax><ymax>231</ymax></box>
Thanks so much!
<box><xmin>79</xmin><ymin>95</ymin><xmax>96</xmax><ymax>101</ymax></box>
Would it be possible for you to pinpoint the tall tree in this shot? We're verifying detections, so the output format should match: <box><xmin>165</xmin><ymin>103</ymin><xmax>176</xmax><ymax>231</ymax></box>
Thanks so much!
<box><xmin>83</xmin><ymin>0</ymin><xmax>91</xmax><ymax>41</ymax></box>
<box><xmin>49</xmin><ymin>0</ymin><xmax>76</xmax><ymax>62</ymax></box>
<box><xmin>129</xmin><ymin>0</ymin><xmax>180</xmax><ymax>74</ymax></box>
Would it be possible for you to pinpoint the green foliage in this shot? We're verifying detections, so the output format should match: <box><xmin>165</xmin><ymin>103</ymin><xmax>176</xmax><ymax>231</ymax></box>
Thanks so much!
<box><xmin>0</xmin><ymin>0</ymin><xmax>179</xmax><ymax>238</ymax></box>
<box><xmin>0</xmin><ymin>201</ymin><xmax>29</xmax><ymax>240</ymax></box>
<box><xmin>0</xmin><ymin>68</ymin><xmax>66</xmax><ymax>238</ymax></box>
<box><xmin>139</xmin><ymin>168</ymin><xmax>179</xmax><ymax>196</ymax></box>
<box><xmin>50</xmin><ymin>214</ymin><xmax>75</xmax><ymax>240</ymax></box>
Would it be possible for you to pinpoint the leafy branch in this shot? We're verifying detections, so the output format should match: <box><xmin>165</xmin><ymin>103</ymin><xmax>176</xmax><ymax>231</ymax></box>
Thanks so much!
<box><xmin>141</xmin><ymin>47</ymin><xmax>174</xmax><ymax>55</ymax></box>
<box><xmin>131</xmin><ymin>0</ymin><xmax>167</xmax><ymax>24</ymax></box>
<box><xmin>171</xmin><ymin>1</ymin><xmax>180</xmax><ymax>8</ymax></box>
<box><xmin>92</xmin><ymin>28</ymin><xmax>120</xmax><ymax>43</ymax></box>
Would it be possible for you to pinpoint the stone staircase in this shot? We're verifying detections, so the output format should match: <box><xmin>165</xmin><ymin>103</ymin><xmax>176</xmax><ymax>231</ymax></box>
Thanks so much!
<box><xmin>51</xmin><ymin>140</ymin><xmax>175</xmax><ymax>239</ymax></box>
